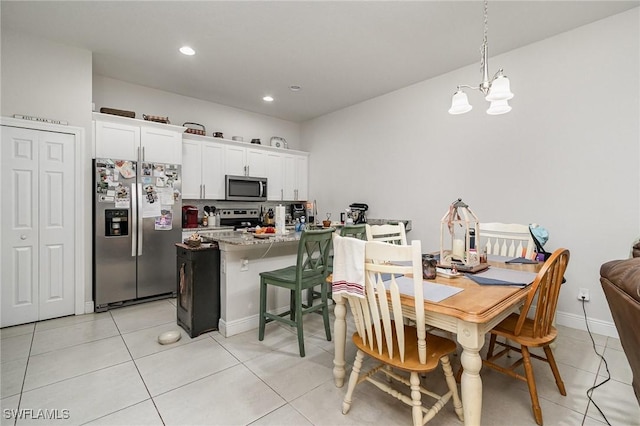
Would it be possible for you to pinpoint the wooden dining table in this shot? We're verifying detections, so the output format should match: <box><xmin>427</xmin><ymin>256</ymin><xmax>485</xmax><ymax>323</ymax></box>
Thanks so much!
<box><xmin>331</xmin><ymin>258</ymin><xmax>541</xmax><ymax>426</ymax></box>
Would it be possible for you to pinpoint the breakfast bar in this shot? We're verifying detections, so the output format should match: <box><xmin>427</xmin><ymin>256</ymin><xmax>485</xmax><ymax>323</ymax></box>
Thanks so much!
<box><xmin>209</xmin><ymin>230</ymin><xmax>304</xmax><ymax>337</ymax></box>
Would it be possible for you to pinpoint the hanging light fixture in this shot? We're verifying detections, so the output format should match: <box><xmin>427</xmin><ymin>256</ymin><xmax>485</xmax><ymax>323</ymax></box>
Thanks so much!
<box><xmin>449</xmin><ymin>0</ymin><xmax>513</xmax><ymax>115</ymax></box>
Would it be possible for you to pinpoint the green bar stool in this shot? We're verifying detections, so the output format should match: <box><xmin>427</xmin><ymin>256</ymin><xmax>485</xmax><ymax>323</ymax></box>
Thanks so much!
<box><xmin>258</xmin><ymin>228</ymin><xmax>334</xmax><ymax>357</ymax></box>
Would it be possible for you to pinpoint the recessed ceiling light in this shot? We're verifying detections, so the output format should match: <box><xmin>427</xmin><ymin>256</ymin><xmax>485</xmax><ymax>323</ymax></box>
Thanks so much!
<box><xmin>263</xmin><ymin>96</ymin><xmax>274</xmax><ymax>102</ymax></box>
<box><xmin>179</xmin><ymin>46</ymin><xmax>195</xmax><ymax>56</ymax></box>
<box><xmin>289</xmin><ymin>85</ymin><xmax>302</xmax><ymax>92</ymax></box>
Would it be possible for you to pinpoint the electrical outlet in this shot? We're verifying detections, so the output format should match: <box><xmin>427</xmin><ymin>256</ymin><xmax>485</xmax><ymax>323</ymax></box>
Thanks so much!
<box><xmin>240</xmin><ymin>259</ymin><xmax>249</xmax><ymax>271</ymax></box>
<box><xmin>578</xmin><ymin>288</ymin><xmax>590</xmax><ymax>301</ymax></box>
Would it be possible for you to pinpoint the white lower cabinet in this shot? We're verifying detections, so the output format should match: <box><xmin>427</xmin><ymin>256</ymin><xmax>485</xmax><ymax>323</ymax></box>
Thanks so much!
<box><xmin>1</xmin><ymin>125</ymin><xmax>78</xmax><ymax>327</ymax></box>
<box><xmin>182</xmin><ymin>137</ymin><xmax>225</xmax><ymax>199</ymax></box>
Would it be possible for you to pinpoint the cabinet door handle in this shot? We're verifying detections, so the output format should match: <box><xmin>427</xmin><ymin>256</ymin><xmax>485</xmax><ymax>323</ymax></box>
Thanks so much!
<box><xmin>281</xmin><ymin>189</ymin><xmax>283</xmax><ymax>200</ymax></box>
<box><xmin>20</xmin><ymin>234</ymin><xmax>27</xmax><ymax>240</ymax></box>
<box><xmin>202</xmin><ymin>184</ymin><xmax>206</xmax><ymax>198</ymax></box>
<box><xmin>142</xmin><ymin>146</ymin><xmax>145</xmax><ymax>161</ymax></box>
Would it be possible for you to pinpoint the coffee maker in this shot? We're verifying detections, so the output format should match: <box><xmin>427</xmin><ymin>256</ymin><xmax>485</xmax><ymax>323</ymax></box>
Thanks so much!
<box><xmin>290</xmin><ymin>203</ymin><xmax>305</xmax><ymax>223</ymax></box>
<box><xmin>182</xmin><ymin>205</ymin><xmax>199</xmax><ymax>228</ymax></box>
<box><xmin>349</xmin><ymin>203</ymin><xmax>368</xmax><ymax>224</ymax></box>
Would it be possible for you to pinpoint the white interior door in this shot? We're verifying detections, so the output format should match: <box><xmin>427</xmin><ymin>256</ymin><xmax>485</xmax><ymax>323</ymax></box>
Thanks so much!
<box><xmin>1</xmin><ymin>127</ymin><xmax>40</xmax><ymax>326</ymax></box>
<box><xmin>37</xmin><ymin>130</ymin><xmax>75</xmax><ymax>321</ymax></box>
<box><xmin>1</xmin><ymin>126</ymin><xmax>75</xmax><ymax>327</ymax></box>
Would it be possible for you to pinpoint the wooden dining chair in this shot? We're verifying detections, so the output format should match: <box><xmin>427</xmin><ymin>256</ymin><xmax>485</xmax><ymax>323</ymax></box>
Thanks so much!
<box><xmin>258</xmin><ymin>228</ymin><xmax>334</xmax><ymax>357</ymax></box>
<box><xmin>365</xmin><ymin>222</ymin><xmax>407</xmax><ymax>245</ymax></box>
<box><xmin>341</xmin><ymin>240</ymin><xmax>464</xmax><ymax>426</ymax></box>
<box><xmin>479</xmin><ymin>248</ymin><xmax>570</xmax><ymax>426</ymax></box>
<box><xmin>318</xmin><ymin>224</ymin><xmax>368</xmax><ymax>306</ymax></box>
<box><xmin>479</xmin><ymin>222</ymin><xmax>537</xmax><ymax>259</ymax></box>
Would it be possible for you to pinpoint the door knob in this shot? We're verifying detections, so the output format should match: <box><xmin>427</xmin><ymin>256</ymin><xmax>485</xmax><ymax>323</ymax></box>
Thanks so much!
<box><xmin>21</xmin><ymin>235</ymin><xmax>27</xmax><ymax>240</ymax></box>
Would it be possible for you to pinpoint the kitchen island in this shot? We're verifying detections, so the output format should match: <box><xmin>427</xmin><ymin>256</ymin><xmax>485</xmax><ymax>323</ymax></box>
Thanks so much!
<box><xmin>200</xmin><ymin>219</ymin><xmax>411</xmax><ymax>337</ymax></box>
<box><xmin>206</xmin><ymin>230</ymin><xmax>304</xmax><ymax>337</ymax></box>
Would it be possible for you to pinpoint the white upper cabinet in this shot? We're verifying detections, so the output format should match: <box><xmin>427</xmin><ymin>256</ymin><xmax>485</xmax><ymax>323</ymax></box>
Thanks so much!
<box><xmin>182</xmin><ymin>133</ymin><xmax>308</xmax><ymax>201</ymax></box>
<box><xmin>94</xmin><ymin>121</ymin><xmax>139</xmax><ymax>160</ymax></box>
<box><xmin>140</xmin><ymin>126</ymin><xmax>182</xmax><ymax>163</ymax></box>
<box><xmin>224</xmin><ymin>145</ymin><xmax>268</xmax><ymax>178</ymax></box>
<box><xmin>282</xmin><ymin>153</ymin><xmax>308</xmax><ymax>201</ymax></box>
<box><xmin>93</xmin><ymin>113</ymin><xmax>183</xmax><ymax>163</ymax></box>
<box><xmin>266</xmin><ymin>152</ymin><xmax>284</xmax><ymax>201</ymax></box>
<box><xmin>182</xmin><ymin>136</ymin><xmax>225</xmax><ymax>200</ymax></box>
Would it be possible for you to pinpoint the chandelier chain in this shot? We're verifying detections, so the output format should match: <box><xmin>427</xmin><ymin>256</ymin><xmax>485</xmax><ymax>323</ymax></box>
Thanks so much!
<box><xmin>480</xmin><ymin>0</ymin><xmax>489</xmax><ymax>74</ymax></box>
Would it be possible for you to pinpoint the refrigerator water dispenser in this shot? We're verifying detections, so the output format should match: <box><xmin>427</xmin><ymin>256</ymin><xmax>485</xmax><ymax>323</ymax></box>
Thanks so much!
<box><xmin>105</xmin><ymin>209</ymin><xmax>129</xmax><ymax>237</ymax></box>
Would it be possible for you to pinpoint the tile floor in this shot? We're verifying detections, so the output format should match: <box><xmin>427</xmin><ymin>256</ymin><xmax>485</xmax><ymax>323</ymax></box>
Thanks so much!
<box><xmin>1</xmin><ymin>298</ymin><xmax>638</xmax><ymax>426</ymax></box>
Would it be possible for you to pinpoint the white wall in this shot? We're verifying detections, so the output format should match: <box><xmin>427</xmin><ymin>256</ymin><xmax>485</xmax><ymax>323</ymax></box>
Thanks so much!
<box><xmin>302</xmin><ymin>9</ymin><xmax>640</xmax><ymax>337</ymax></box>
<box><xmin>1</xmin><ymin>28</ymin><xmax>94</xmax><ymax>310</ymax></box>
<box><xmin>93</xmin><ymin>76</ymin><xmax>302</xmax><ymax>150</ymax></box>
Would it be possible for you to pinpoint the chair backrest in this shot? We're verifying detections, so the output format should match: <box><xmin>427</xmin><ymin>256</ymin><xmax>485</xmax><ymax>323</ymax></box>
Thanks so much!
<box><xmin>365</xmin><ymin>222</ymin><xmax>407</xmax><ymax>245</ymax></box>
<box><xmin>296</xmin><ymin>228</ymin><xmax>334</xmax><ymax>282</ymax></box>
<box><xmin>514</xmin><ymin>248</ymin><xmax>570</xmax><ymax>338</ymax></box>
<box><xmin>346</xmin><ymin>240</ymin><xmax>425</xmax><ymax>364</ymax></box>
<box><xmin>479</xmin><ymin>222</ymin><xmax>536</xmax><ymax>259</ymax></box>
<box><xmin>340</xmin><ymin>224</ymin><xmax>367</xmax><ymax>240</ymax></box>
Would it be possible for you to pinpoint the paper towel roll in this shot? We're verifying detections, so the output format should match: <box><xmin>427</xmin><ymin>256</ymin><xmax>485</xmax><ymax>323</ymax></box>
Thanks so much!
<box><xmin>275</xmin><ymin>205</ymin><xmax>286</xmax><ymax>235</ymax></box>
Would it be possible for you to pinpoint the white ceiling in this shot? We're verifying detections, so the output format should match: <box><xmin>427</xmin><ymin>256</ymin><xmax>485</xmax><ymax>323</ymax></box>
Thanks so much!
<box><xmin>2</xmin><ymin>1</ymin><xmax>638</xmax><ymax>122</ymax></box>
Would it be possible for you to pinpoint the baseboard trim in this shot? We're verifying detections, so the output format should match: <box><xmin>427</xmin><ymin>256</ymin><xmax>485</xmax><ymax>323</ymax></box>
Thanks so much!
<box><xmin>219</xmin><ymin>314</ymin><xmax>259</xmax><ymax>338</ymax></box>
<box><xmin>555</xmin><ymin>310</ymin><xmax>619</xmax><ymax>339</ymax></box>
<box><xmin>219</xmin><ymin>307</ymin><xmax>620</xmax><ymax>340</ymax></box>
<box><xmin>85</xmin><ymin>301</ymin><xmax>95</xmax><ymax>314</ymax></box>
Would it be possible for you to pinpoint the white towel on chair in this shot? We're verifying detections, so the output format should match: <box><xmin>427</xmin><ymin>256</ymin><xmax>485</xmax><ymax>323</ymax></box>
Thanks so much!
<box><xmin>331</xmin><ymin>234</ymin><xmax>367</xmax><ymax>298</ymax></box>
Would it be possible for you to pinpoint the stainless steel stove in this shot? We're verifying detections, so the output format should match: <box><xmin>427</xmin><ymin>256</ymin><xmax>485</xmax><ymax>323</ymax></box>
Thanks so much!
<box><xmin>218</xmin><ymin>208</ymin><xmax>260</xmax><ymax>229</ymax></box>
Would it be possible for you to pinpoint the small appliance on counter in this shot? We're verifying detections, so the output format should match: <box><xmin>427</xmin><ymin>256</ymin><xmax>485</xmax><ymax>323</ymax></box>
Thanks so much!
<box><xmin>349</xmin><ymin>203</ymin><xmax>368</xmax><ymax>224</ymax></box>
<box><xmin>290</xmin><ymin>203</ymin><xmax>305</xmax><ymax>223</ymax></box>
<box><xmin>182</xmin><ymin>205</ymin><xmax>199</xmax><ymax>228</ymax></box>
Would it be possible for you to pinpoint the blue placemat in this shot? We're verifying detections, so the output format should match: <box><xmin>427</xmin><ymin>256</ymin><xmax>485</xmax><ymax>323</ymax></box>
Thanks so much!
<box><xmin>465</xmin><ymin>268</ymin><xmax>538</xmax><ymax>287</ymax></box>
<box><xmin>505</xmin><ymin>257</ymin><xmax>539</xmax><ymax>264</ymax></box>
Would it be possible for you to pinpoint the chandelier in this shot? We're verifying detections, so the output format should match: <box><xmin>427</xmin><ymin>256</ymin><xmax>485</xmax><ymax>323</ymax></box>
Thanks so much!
<box><xmin>448</xmin><ymin>0</ymin><xmax>513</xmax><ymax>115</ymax></box>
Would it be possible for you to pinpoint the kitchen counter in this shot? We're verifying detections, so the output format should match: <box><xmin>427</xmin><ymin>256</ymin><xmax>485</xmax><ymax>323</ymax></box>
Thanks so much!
<box><xmin>182</xmin><ymin>226</ymin><xmax>234</xmax><ymax>232</ymax></box>
<box><xmin>175</xmin><ymin>242</ymin><xmax>219</xmax><ymax>251</ymax></box>
<box><xmin>205</xmin><ymin>230</ymin><xmax>303</xmax><ymax>246</ymax></box>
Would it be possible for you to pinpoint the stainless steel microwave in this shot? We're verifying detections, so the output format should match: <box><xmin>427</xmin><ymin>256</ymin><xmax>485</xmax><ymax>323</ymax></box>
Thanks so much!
<box><xmin>225</xmin><ymin>175</ymin><xmax>268</xmax><ymax>201</ymax></box>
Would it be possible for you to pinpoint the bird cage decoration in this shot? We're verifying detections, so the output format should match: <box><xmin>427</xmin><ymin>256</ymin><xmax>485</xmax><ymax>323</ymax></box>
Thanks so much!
<box><xmin>440</xmin><ymin>198</ymin><xmax>480</xmax><ymax>267</ymax></box>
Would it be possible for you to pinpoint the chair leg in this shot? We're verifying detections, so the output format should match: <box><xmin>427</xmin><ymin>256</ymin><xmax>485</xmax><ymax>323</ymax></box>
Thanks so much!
<box><xmin>295</xmin><ymin>290</ymin><xmax>305</xmax><ymax>357</ymax></box>
<box><xmin>290</xmin><ymin>290</ymin><xmax>295</xmax><ymax>321</ymax></box>
<box><xmin>258</xmin><ymin>278</ymin><xmax>267</xmax><ymax>341</ymax></box>
<box><xmin>322</xmin><ymin>283</ymin><xmax>332</xmax><ymax>341</ymax></box>
<box><xmin>521</xmin><ymin>346</ymin><xmax>543</xmax><ymax>426</ymax></box>
<box><xmin>410</xmin><ymin>372</ymin><xmax>423</xmax><ymax>426</ymax></box>
<box><xmin>342</xmin><ymin>350</ymin><xmax>364</xmax><ymax>415</ymax></box>
<box><xmin>441</xmin><ymin>355</ymin><xmax>464</xmax><ymax>421</ymax></box>
<box><xmin>487</xmin><ymin>333</ymin><xmax>498</xmax><ymax>358</ymax></box>
<box><xmin>307</xmin><ymin>285</ymin><xmax>314</xmax><ymax>308</ymax></box>
<box><xmin>543</xmin><ymin>345</ymin><xmax>566</xmax><ymax>396</ymax></box>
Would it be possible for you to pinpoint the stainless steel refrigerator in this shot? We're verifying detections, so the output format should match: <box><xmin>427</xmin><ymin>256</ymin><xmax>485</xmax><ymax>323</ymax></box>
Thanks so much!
<box><xmin>93</xmin><ymin>158</ymin><xmax>181</xmax><ymax>311</ymax></box>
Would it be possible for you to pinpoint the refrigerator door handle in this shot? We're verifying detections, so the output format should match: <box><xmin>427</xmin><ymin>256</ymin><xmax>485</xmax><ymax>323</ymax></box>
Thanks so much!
<box><xmin>131</xmin><ymin>183</ymin><xmax>137</xmax><ymax>256</ymax></box>
<box><xmin>137</xmin><ymin>183</ymin><xmax>143</xmax><ymax>255</ymax></box>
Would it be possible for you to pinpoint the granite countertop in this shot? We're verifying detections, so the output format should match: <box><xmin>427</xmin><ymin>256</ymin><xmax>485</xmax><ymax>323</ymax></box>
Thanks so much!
<box><xmin>182</xmin><ymin>226</ymin><xmax>234</xmax><ymax>232</ymax></box>
<box><xmin>213</xmin><ymin>230</ymin><xmax>302</xmax><ymax>246</ymax></box>
<box><xmin>181</xmin><ymin>230</ymin><xmax>303</xmax><ymax>246</ymax></box>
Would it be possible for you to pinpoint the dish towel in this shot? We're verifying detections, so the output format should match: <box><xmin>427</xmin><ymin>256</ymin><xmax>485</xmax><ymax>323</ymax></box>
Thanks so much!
<box><xmin>331</xmin><ymin>234</ymin><xmax>367</xmax><ymax>298</ymax></box>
